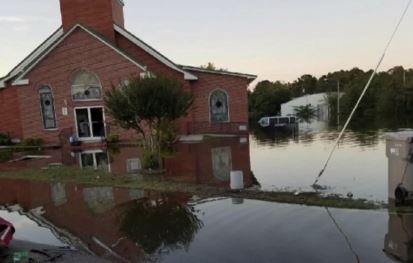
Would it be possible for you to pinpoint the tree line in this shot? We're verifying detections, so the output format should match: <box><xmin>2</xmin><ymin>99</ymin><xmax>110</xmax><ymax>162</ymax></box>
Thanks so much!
<box><xmin>249</xmin><ymin>66</ymin><xmax>413</xmax><ymax>125</ymax></box>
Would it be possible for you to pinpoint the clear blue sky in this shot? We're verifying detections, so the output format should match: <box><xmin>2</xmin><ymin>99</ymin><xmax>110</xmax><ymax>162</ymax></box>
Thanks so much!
<box><xmin>0</xmin><ymin>0</ymin><xmax>412</xmax><ymax>82</ymax></box>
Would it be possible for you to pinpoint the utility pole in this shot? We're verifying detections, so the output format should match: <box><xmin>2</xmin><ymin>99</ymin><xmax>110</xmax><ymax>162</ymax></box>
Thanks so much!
<box><xmin>337</xmin><ymin>80</ymin><xmax>340</xmax><ymax>128</ymax></box>
<box><xmin>403</xmin><ymin>69</ymin><xmax>406</xmax><ymax>87</ymax></box>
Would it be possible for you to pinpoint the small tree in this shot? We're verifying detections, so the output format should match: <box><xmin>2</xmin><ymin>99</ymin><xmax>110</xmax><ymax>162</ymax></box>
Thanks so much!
<box><xmin>105</xmin><ymin>75</ymin><xmax>193</xmax><ymax>169</ymax></box>
<box><xmin>293</xmin><ymin>104</ymin><xmax>317</xmax><ymax>123</ymax></box>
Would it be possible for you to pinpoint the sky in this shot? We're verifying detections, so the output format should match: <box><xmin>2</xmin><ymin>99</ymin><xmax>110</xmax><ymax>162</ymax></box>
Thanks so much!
<box><xmin>0</xmin><ymin>0</ymin><xmax>412</xmax><ymax>83</ymax></box>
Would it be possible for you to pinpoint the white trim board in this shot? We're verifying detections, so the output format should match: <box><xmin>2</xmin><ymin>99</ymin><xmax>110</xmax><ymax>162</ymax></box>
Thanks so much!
<box><xmin>0</xmin><ymin>28</ymin><xmax>64</xmax><ymax>88</ymax></box>
<box><xmin>12</xmin><ymin>24</ymin><xmax>147</xmax><ymax>86</ymax></box>
<box><xmin>114</xmin><ymin>24</ymin><xmax>198</xmax><ymax>81</ymax></box>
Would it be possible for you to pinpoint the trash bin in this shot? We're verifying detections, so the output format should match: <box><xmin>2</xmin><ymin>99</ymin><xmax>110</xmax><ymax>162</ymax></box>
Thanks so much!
<box><xmin>385</xmin><ymin>132</ymin><xmax>413</xmax><ymax>205</ymax></box>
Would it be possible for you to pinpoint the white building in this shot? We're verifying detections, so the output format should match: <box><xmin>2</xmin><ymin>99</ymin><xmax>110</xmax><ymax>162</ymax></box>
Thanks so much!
<box><xmin>281</xmin><ymin>93</ymin><xmax>330</xmax><ymax>121</ymax></box>
<box><xmin>281</xmin><ymin>93</ymin><xmax>331</xmax><ymax>133</ymax></box>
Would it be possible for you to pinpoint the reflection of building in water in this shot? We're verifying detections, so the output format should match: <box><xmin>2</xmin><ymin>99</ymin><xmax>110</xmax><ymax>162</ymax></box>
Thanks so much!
<box><xmin>78</xmin><ymin>150</ymin><xmax>110</xmax><ymax>172</ymax></box>
<box><xmin>384</xmin><ymin>213</ymin><xmax>413</xmax><ymax>262</ymax></box>
<box><xmin>211</xmin><ymin>147</ymin><xmax>232</xmax><ymax>181</ymax></box>
<box><xmin>164</xmin><ymin>137</ymin><xmax>253</xmax><ymax>187</ymax></box>
<box><xmin>0</xmin><ymin>178</ymin><xmax>194</xmax><ymax>262</ymax></box>
<box><xmin>0</xmin><ymin>137</ymin><xmax>253</xmax><ymax>187</ymax></box>
<box><xmin>83</xmin><ymin>187</ymin><xmax>115</xmax><ymax>214</ymax></box>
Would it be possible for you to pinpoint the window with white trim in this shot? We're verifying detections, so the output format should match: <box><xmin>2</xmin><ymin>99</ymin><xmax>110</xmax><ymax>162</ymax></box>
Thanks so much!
<box><xmin>210</xmin><ymin>89</ymin><xmax>229</xmax><ymax>123</ymax></box>
<box><xmin>39</xmin><ymin>86</ymin><xmax>57</xmax><ymax>129</ymax></box>
<box><xmin>71</xmin><ymin>70</ymin><xmax>102</xmax><ymax>100</ymax></box>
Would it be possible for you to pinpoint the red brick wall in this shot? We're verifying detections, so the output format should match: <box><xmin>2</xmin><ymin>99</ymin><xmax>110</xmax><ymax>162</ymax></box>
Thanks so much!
<box><xmin>0</xmin><ymin>179</ymin><xmax>145</xmax><ymax>262</ymax></box>
<box><xmin>115</xmin><ymin>33</ymin><xmax>195</xmax><ymax>133</ymax></box>
<box><xmin>3</xmin><ymin>27</ymin><xmax>251</xmax><ymax>143</ymax></box>
<box><xmin>112</xmin><ymin>0</ymin><xmax>125</xmax><ymax>27</ymax></box>
<box><xmin>188</xmin><ymin>71</ymin><xmax>250</xmax><ymax>134</ymax></box>
<box><xmin>19</xmin><ymin>28</ymin><xmax>143</xmax><ymax>144</ymax></box>
<box><xmin>60</xmin><ymin>0</ymin><xmax>124</xmax><ymax>40</ymax></box>
<box><xmin>0</xmin><ymin>87</ymin><xmax>23</xmax><ymax>140</ymax></box>
<box><xmin>115</xmin><ymin>33</ymin><xmax>251</xmax><ymax>135</ymax></box>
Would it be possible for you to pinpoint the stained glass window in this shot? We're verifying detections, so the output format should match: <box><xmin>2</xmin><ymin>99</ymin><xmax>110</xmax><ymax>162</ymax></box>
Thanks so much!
<box><xmin>210</xmin><ymin>89</ymin><xmax>229</xmax><ymax>123</ymax></box>
<box><xmin>72</xmin><ymin>70</ymin><xmax>102</xmax><ymax>100</ymax></box>
<box><xmin>39</xmin><ymin>86</ymin><xmax>56</xmax><ymax>129</ymax></box>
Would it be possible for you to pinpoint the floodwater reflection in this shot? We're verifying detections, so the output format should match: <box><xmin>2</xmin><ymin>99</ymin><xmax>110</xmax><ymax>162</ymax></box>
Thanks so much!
<box><xmin>0</xmin><ymin>137</ymin><xmax>254</xmax><ymax>188</ymax></box>
<box><xmin>384</xmin><ymin>212</ymin><xmax>413</xmax><ymax>262</ymax></box>
<box><xmin>250</xmin><ymin>122</ymin><xmax>411</xmax><ymax>201</ymax></box>
<box><xmin>0</xmin><ymin>178</ymin><xmax>196</xmax><ymax>262</ymax></box>
<box><xmin>0</xmin><ymin>177</ymin><xmax>409</xmax><ymax>263</ymax></box>
<box><xmin>120</xmin><ymin>195</ymin><xmax>203</xmax><ymax>257</ymax></box>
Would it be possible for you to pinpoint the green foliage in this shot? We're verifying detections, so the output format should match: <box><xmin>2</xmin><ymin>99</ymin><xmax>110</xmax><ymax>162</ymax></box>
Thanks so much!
<box><xmin>0</xmin><ymin>133</ymin><xmax>12</xmax><ymax>146</ymax></box>
<box><xmin>326</xmin><ymin>66</ymin><xmax>413</xmax><ymax>125</ymax></box>
<box><xmin>22</xmin><ymin>138</ymin><xmax>44</xmax><ymax>147</ymax></box>
<box><xmin>142</xmin><ymin>149</ymin><xmax>160</xmax><ymax>170</ymax></box>
<box><xmin>105</xmin><ymin>75</ymin><xmax>193</xmax><ymax>170</ymax></box>
<box><xmin>199</xmin><ymin>62</ymin><xmax>228</xmax><ymax>72</ymax></box>
<box><xmin>0</xmin><ymin>150</ymin><xmax>13</xmax><ymax>163</ymax></box>
<box><xmin>290</xmin><ymin>74</ymin><xmax>318</xmax><ymax>97</ymax></box>
<box><xmin>293</xmin><ymin>105</ymin><xmax>317</xmax><ymax>123</ymax></box>
<box><xmin>249</xmin><ymin>80</ymin><xmax>292</xmax><ymax>118</ymax></box>
<box><xmin>250</xmin><ymin>66</ymin><xmax>413</xmax><ymax>124</ymax></box>
<box><xmin>106</xmin><ymin>134</ymin><xmax>120</xmax><ymax>144</ymax></box>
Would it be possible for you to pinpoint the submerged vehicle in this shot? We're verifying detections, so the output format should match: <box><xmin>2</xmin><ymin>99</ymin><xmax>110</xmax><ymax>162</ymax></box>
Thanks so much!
<box><xmin>258</xmin><ymin>116</ymin><xmax>297</xmax><ymax>128</ymax></box>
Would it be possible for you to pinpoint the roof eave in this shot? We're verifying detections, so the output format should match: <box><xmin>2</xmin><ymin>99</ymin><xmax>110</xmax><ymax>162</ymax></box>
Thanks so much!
<box><xmin>180</xmin><ymin>65</ymin><xmax>257</xmax><ymax>81</ymax></box>
<box><xmin>3</xmin><ymin>27</ymin><xmax>65</xmax><ymax>85</ymax></box>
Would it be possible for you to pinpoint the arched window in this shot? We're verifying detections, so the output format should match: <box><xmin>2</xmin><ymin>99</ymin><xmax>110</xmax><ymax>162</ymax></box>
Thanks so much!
<box><xmin>39</xmin><ymin>86</ymin><xmax>57</xmax><ymax>129</ymax></box>
<box><xmin>210</xmin><ymin>89</ymin><xmax>229</xmax><ymax>123</ymax></box>
<box><xmin>71</xmin><ymin>70</ymin><xmax>102</xmax><ymax>100</ymax></box>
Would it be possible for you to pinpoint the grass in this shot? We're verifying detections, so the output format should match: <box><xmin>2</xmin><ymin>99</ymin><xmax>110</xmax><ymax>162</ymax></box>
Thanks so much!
<box><xmin>0</xmin><ymin>167</ymin><xmax>385</xmax><ymax>210</ymax></box>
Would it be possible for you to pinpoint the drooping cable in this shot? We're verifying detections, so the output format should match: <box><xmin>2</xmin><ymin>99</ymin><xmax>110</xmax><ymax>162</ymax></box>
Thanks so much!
<box><xmin>313</xmin><ymin>0</ymin><xmax>412</xmax><ymax>186</ymax></box>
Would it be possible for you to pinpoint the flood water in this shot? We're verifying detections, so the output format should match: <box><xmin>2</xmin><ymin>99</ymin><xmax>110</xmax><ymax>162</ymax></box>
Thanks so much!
<box><xmin>0</xmin><ymin>178</ymin><xmax>409</xmax><ymax>263</ymax></box>
<box><xmin>0</xmin><ymin>121</ymin><xmax>412</xmax><ymax>262</ymax></box>
<box><xmin>250</xmin><ymin>121</ymin><xmax>393</xmax><ymax>201</ymax></box>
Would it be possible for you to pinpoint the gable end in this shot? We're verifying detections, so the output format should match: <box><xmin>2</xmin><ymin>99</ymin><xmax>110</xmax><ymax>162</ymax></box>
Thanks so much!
<box><xmin>10</xmin><ymin>24</ymin><xmax>148</xmax><ymax>87</ymax></box>
<box><xmin>114</xmin><ymin>24</ymin><xmax>198</xmax><ymax>81</ymax></box>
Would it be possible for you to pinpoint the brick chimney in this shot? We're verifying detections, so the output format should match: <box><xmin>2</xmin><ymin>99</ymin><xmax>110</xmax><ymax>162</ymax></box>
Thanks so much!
<box><xmin>60</xmin><ymin>0</ymin><xmax>125</xmax><ymax>41</ymax></box>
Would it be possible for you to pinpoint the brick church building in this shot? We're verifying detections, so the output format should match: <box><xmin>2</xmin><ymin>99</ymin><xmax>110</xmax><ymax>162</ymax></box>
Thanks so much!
<box><xmin>0</xmin><ymin>0</ymin><xmax>256</xmax><ymax>144</ymax></box>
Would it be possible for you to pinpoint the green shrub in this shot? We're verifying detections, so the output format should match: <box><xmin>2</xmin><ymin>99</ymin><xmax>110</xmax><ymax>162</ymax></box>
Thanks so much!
<box><xmin>142</xmin><ymin>150</ymin><xmax>160</xmax><ymax>170</ymax></box>
<box><xmin>107</xmin><ymin>134</ymin><xmax>120</xmax><ymax>144</ymax></box>
<box><xmin>0</xmin><ymin>150</ymin><xmax>13</xmax><ymax>163</ymax></box>
<box><xmin>0</xmin><ymin>133</ymin><xmax>12</xmax><ymax>146</ymax></box>
<box><xmin>22</xmin><ymin>138</ymin><xmax>44</xmax><ymax>147</ymax></box>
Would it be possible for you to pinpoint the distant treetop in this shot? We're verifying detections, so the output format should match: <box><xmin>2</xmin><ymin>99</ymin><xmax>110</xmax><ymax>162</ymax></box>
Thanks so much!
<box><xmin>200</xmin><ymin>62</ymin><xmax>228</xmax><ymax>72</ymax></box>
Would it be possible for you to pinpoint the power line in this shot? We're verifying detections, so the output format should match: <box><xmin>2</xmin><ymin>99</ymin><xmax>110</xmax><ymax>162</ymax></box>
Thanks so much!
<box><xmin>313</xmin><ymin>0</ymin><xmax>412</xmax><ymax>186</ymax></box>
